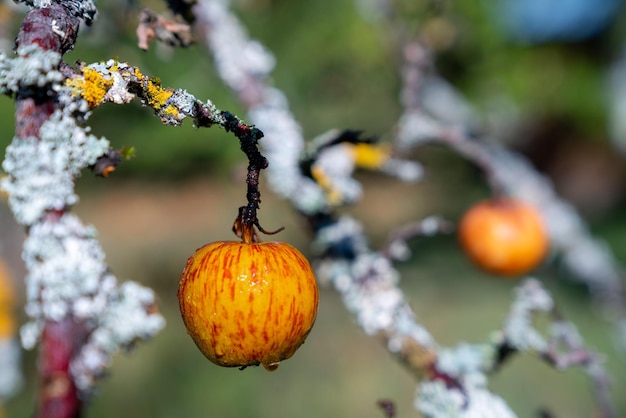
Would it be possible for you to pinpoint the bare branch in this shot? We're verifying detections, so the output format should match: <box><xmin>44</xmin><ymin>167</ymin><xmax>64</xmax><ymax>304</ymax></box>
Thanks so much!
<box><xmin>136</xmin><ymin>8</ymin><xmax>193</xmax><ymax>51</ymax></box>
<box><xmin>382</xmin><ymin>216</ymin><xmax>453</xmax><ymax>261</ymax></box>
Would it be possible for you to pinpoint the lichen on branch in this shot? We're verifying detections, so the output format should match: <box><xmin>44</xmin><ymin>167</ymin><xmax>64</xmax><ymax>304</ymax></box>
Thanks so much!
<box><xmin>63</xmin><ymin>59</ymin><xmax>253</xmax><ymax>131</ymax></box>
<box><xmin>2</xmin><ymin>100</ymin><xmax>109</xmax><ymax>225</ymax></box>
<box><xmin>1</xmin><ymin>3</ymin><xmax>165</xmax><ymax>411</ymax></box>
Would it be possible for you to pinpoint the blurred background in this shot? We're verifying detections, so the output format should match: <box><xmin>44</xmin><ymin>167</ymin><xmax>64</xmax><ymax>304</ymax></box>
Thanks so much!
<box><xmin>2</xmin><ymin>0</ymin><xmax>626</xmax><ymax>416</ymax></box>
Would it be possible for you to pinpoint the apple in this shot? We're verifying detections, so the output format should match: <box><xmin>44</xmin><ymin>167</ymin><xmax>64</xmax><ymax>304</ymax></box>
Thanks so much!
<box><xmin>458</xmin><ymin>198</ymin><xmax>549</xmax><ymax>277</ymax></box>
<box><xmin>178</xmin><ymin>240</ymin><xmax>319</xmax><ymax>371</ymax></box>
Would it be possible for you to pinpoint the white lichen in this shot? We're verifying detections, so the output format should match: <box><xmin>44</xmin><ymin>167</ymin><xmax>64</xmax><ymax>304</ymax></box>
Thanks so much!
<box><xmin>95</xmin><ymin>61</ymin><xmax>135</xmax><ymax>105</ymax></box>
<box><xmin>436</xmin><ymin>343</ymin><xmax>495</xmax><ymax>378</ymax></box>
<box><xmin>15</xmin><ymin>0</ymin><xmax>97</xmax><ymax>23</ymax></box>
<box><xmin>395</xmin><ymin>110</ymin><xmax>446</xmax><ymax>150</ymax></box>
<box><xmin>1</xmin><ymin>43</ymin><xmax>164</xmax><ymax>392</ymax></box>
<box><xmin>313</xmin><ymin>217</ymin><xmax>435</xmax><ymax>346</ymax></box>
<box><xmin>0</xmin><ymin>45</ymin><xmax>63</xmax><ymax>95</ymax></box>
<box><xmin>19</xmin><ymin>321</ymin><xmax>41</xmax><ymax>350</ymax></box>
<box><xmin>2</xmin><ymin>79</ymin><xmax>109</xmax><ymax>227</ymax></box>
<box><xmin>416</xmin><ymin>379</ymin><xmax>517</xmax><ymax>418</ymax></box>
<box><xmin>198</xmin><ymin>0</ymin><xmax>275</xmax><ymax>92</ymax></box>
<box><xmin>16</xmin><ymin>208</ymin><xmax>165</xmax><ymax>390</ymax></box>
<box><xmin>503</xmin><ymin>278</ymin><xmax>552</xmax><ymax>352</ymax></box>
<box><xmin>382</xmin><ymin>157</ymin><xmax>424</xmax><ymax>182</ymax></box>
<box><xmin>71</xmin><ymin>280</ymin><xmax>165</xmax><ymax>390</ymax></box>
<box><xmin>22</xmin><ymin>214</ymin><xmax>106</xmax><ymax>322</ymax></box>
<box><xmin>18</xmin><ymin>0</ymin><xmax>53</xmax><ymax>8</ymax></box>
<box><xmin>2</xmin><ymin>108</ymin><xmax>109</xmax><ymax>225</ymax></box>
<box><xmin>169</xmin><ymin>90</ymin><xmax>198</xmax><ymax>119</ymax></box>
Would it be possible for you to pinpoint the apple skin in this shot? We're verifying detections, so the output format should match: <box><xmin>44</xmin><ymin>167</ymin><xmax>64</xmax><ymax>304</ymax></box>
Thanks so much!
<box><xmin>458</xmin><ymin>198</ymin><xmax>549</xmax><ymax>277</ymax></box>
<box><xmin>178</xmin><ymin>241</ymin><xmax>319</xmax><ymax>371</ymax></box>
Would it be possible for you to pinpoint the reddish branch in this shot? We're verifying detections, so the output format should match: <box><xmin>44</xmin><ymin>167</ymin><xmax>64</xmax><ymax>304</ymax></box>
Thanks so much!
<box><xmin>14</xmin><ymin>4</ymin><xmax>84</xmax><ymax>418</ymax></box>
<box><xmin>39</xmin><ymin>318</ymin><xmax>89</xmax><ymax>418</ymax></box>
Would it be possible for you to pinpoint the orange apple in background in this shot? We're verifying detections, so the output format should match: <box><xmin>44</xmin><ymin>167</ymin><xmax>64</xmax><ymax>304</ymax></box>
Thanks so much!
<box><xmin>458</xmin><ymin>198</ymin><xmax>549</xmax><ymax>277</ymax></box>
<box><xmin>178</xmin><ymin>240</ymin><xmax>319</xmax><ymax>371</ymax></box>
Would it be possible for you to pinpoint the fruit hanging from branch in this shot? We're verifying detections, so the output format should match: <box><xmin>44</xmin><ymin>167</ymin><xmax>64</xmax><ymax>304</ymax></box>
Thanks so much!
<box><xmin>178</xmin><ymin>123</ymin><xmax>318</xmax><ymax>370</ymax></box>
<box><xmin>458</xmin><ymin>197</ymin><xmax>550</xmax><ymax>277</ymax></box>
<box><xmin>178</xmin><ymin>223</ymin><xmax>319</xmax><ymax>371</ymax></box>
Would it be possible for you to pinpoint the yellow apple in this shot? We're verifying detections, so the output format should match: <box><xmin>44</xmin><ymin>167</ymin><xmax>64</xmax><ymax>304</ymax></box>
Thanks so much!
<box><xmin>178</xmin><ymin>240</ymin><xmax>319</xmax><ymax>371</ymax></box>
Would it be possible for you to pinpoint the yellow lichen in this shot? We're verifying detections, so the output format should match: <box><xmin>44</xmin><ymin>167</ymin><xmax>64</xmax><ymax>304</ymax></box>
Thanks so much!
<box><xmin>145</xmin><ymin>79</ymin><xmax>173</xmax><ymax>110</ymax></box>
<box><xmin>312</xmin><ymin>165</ymin><xmax>342</xmax><ymax>206</ymax></box>
<box><xmin>66</xmin><ymin>67</ymin><xmax>114</xmax><ymax>108</ymax></box>
<box><xmin>127</xmin><ymin>67</ymin><xmax>174</xmax><ymax>111</ymax></box>
<box><xmin>349</xmin><ymin>143</ymin><xmax>390</xmax><ymax>170</ymax></box>
<box><xmin>134</xmin><ymin>67</ymin><xmax>144</xmax><ymax>79</ymax></box>
<box><xmin>161</xmin><ymin>104</ymin><xmax>179</xmax><ymax>118</ymax></box>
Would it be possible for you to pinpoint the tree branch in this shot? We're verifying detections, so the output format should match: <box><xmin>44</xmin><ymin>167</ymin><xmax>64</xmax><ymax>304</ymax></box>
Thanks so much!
<box><xmin>2</xmin><ymin>2</ymin><xmax>166</xmax><ymax>417</ymax></box>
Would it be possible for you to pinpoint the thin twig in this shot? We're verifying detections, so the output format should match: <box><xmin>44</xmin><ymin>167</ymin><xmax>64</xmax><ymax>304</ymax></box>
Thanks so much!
<box><xmin>381</xmin><ymin>216</ymin><xmax>453</xmax><ymax>260</ymax></box>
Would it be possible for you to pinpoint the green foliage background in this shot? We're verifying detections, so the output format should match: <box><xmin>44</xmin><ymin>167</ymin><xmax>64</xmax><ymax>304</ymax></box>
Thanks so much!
<box><xmin>2</xmin><ymin>0</ymin><xmax>626</xmax><ymax>416</ymax></box>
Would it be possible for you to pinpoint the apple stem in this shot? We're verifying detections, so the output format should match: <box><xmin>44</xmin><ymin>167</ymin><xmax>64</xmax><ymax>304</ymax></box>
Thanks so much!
<box><xmin>226</xmin><ymin>112</ymin><xmax>284</xmax><ymax>243</ymax></box>
<box><xmin>233</xmin><ymin>206</ymin><xmax>285</xmax><ymax>244</ymax></box>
